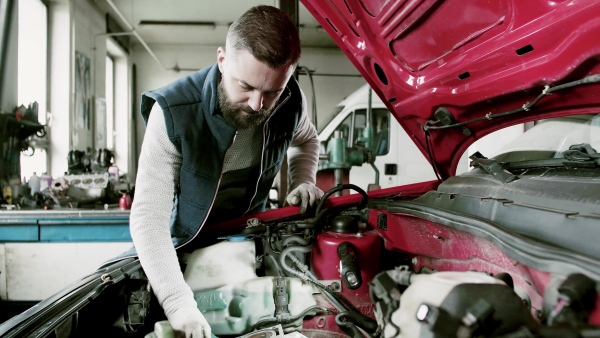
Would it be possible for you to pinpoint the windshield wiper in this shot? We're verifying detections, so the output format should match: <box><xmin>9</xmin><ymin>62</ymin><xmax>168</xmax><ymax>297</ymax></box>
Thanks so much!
<box><xmin>469</xmin><ymin>152</ymin><xmax>518</xmax><ymax>183</ymax></box>
<box><xmin>564</xmin><ymin>143</ymin><xmax>600</xmax><ymax>161</ymax></box>
<box><xmin>504</xmin><ymin>143</ymin><xmax>600</xmax><ymax>170</ymax></box>
<box><xmin>470</xmin><ymin>144</ymin><xmax>600</xmax><ymax>180</ymax></box>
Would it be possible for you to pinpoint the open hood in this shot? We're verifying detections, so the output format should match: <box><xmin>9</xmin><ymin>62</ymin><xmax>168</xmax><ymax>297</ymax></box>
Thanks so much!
<box><xmin>301</xmin><ymin>0</ymin><xmax>600</xmax><ymax>179</ymax></box>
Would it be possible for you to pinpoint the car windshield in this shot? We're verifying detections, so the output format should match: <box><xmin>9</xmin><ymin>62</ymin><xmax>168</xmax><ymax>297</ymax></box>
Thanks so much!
<box><xmin>491</xmin><ymin>114</ymin><xmax>600</xmax><ymax>163</ymax></box>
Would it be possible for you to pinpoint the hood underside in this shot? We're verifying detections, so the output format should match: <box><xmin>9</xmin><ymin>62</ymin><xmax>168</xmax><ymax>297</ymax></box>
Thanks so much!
<box><xmin>301</xmin><ymin>0</ymin><xmax>600</xmax><ymax>178</ymax></box>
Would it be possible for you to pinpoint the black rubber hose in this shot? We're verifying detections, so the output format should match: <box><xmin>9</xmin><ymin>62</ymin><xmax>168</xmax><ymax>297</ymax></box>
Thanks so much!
<box><xmin>316</xmin><ymin>183</ymin><xmax>369</xmax><ymax>215</ymax></box>
<box><xmin>335</xmin><ymin>313</ymin><xmax>364</xmax><ymax>338</ymax></box>
<box><xmin>313</xmin><ymin>184</ymin><xmax>369</xmax><ymax>225</ymax></box>
<box><xmin>336</xmin><ymin>310</ymin><xmax>378</xmax><ymax>333</ymax></box>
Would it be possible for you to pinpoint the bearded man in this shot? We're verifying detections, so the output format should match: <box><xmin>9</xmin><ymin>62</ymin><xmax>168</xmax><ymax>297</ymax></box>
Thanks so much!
<box><xmin>118</xmin><ymin>5</ymin><xmax>322</xmax><ymax>337</ymax></box>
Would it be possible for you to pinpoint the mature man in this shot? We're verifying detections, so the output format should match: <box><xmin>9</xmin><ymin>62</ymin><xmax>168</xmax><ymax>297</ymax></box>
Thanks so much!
<box><xmin>126</xmin><ymin>5</ymin><xmax>322</xmax><ymax>338</ymax></box>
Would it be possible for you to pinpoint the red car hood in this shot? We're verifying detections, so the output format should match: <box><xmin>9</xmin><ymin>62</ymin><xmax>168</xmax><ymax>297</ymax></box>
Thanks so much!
<box><xmin>301</xmin><ymin>0</ymin><xmax>600</xmax><ymax>179</ymax></box>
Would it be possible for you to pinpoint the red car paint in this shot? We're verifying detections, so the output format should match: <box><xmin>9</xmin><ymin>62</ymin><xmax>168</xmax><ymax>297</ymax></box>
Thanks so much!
<box><xmin>301</xmin><ymin>0</ymin><xmax>600</xmax><ymax>178</ymax></box>
<box><xmin>297</xmin><ymin>0</ymin><xmax>600</xmax><ymax>331</ymax></box>
<box><xmin>312</xmin><ymin>229</ymin><xmax>383</xmax><ymax>308</ymax></box>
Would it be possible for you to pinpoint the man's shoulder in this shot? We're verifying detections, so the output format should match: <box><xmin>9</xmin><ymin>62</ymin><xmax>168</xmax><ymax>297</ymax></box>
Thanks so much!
<box><xmin>162</xmin><ymin>63</ymin><xmax>217</xmax><ymax>92</ymax></box>
<box><xmin>147</xmin><ymin>63</ymin><xmax>219</xmax><ymax>107</ymax></box>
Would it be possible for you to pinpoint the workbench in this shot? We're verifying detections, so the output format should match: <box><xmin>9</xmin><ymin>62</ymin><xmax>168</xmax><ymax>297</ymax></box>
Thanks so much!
<box><xmin>0</xmin><ymin>209</ymin><xmax>131</xmax><ymax>242</ymax></box>
<box><xmin>0</xmin><ymin>209</ymin><xmax>133</xmax><ymax>302</ymax></box>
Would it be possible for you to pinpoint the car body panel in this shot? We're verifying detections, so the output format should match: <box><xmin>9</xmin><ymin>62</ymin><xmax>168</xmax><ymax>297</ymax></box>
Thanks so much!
<box><xmin>1</xmin><ymin>1</ymin><xmax>600</xmax><ymax>337</ymax></box>
<box><xmin>301</xmin><ymin>0</ymin><xmax>600</xmax><ymax>177</ymax></box>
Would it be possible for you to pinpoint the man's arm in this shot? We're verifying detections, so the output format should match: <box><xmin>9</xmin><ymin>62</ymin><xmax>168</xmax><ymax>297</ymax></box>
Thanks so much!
<box><xmin>287</xmin><ymin>89</ymin><xmax>320</xmax><ymax>189</ymax></box>
<box><xmin>286</xmin><ymin>89</ymin><xmax>323</xmax><ymax>212</ymax></box>
<box><xmin>130</xmin><ymin>105</ymin><xmax>210</xmax><ymax>337</ymax></box>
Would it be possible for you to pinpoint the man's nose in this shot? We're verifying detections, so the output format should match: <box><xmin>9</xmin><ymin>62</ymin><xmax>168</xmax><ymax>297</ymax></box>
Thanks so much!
<box><xmin>248</xmin><ymin>91</ymin><xmax>264</xmax><ymax>111</ymax></box>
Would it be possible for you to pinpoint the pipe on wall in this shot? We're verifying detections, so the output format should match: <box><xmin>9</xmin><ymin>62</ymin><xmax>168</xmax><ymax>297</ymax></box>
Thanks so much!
<box><xmin>0</xmin><ymin>0</ymin><xmax>15</xmax><ymax>103</ymax></box>
<box><xmin>105</xmin><ymin>0</ymin><xmax>170</xmax><ymax>72</ymax></box>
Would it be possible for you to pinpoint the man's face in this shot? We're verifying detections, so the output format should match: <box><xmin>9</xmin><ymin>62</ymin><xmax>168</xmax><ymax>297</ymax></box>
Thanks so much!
<box><xmin>217</xmin><ymin>47</ymin><xmax>295</xmax><ymax>129</ymax></box>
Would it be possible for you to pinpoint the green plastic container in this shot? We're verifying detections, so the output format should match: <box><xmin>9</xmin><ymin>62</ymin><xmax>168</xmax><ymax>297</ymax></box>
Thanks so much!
<box><xmin>195</xmin><ymin>276</ymin><xmax>317</xmax><ymax>336</ymax></box>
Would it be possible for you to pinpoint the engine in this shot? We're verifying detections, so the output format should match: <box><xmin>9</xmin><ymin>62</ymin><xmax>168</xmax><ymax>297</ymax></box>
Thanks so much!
<box><xmin>143</xmin><ymin>184</ymin><xmax>600</xmax><ymax>338</ymax></box>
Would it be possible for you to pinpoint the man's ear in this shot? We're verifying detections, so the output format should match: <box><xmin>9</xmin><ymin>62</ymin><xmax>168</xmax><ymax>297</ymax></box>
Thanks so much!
<box><xmin>217</xmin><ymin>47</ymin><xmax>226</xmax><ymax>73</ymax></box>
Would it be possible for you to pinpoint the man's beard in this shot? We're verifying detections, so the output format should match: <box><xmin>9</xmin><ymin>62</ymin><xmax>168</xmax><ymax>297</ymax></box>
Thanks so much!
<box><xmin>218</xmin><ymin>80</ymin><xmax>273</xmax><ymax>130</ymax></box>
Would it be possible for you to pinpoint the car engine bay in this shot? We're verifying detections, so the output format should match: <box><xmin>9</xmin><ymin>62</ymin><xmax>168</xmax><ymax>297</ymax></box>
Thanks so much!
<box><xmin>105</xmin><ymin>178</ymin><xmax>599</xmax><ymax>338</ymax></box>
<box><xmin>12</xmin><ymin>174</ymin><xmax>598</xmax><ymax>338</ymax></box>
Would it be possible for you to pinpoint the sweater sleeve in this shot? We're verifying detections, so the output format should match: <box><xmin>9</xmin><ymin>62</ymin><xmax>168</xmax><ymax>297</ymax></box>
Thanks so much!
<box><xmin>129</xmin><ymin>104</ymin><xmax>197</xmax><ymax>315</ymax></box>
<box><xmin>287</xmin><ymin>88</ymin><xmax>320</xmax><ymax>190</ymax></box>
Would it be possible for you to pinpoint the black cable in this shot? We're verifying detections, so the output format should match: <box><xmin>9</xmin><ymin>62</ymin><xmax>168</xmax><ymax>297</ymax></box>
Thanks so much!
<box><xmin>424</xmin><ymin>130</ymin><xmax>443</xmax><ymax>182</ymax></box>
<box><xmin>314</xmin><ymin>183</ymin><xmax>369</xmax><ymax>218</ymax></box>
<box><xmin>311</xmin><ymin>186</ymin><xmax>368</xmax><ymax>227</ymax></box>
<box><xmin>297</xmin><ymin>66</ymin><xmax>318</xmax><ymax>131</ymax></box>
<box><xmin>268</xmin><ymin>232</ymin><xmax>281</xmax><ymax>254</ymax></box>
<box><xmin>335</xmin><ymin>311</ymin><xmax>378</xmax><ymax>338</ymax></box>
<box><xmin>335</xmin><ymin>313</ymin><xmax>363</xmax><ymax>338</ymax></box>
<box><xmin>418</xmin><ymin>74</ymin><xmax>600</xmax><ymax>181</ymax></box>
<box><xmin>423</xmin><ymin>74</ymin><xmax>600</xmax><ymax>131</ymax></box>
<box><xmin>313</xmin><ymin>281</ymin><xmax>353</xmax><ymax>311</ymax></box>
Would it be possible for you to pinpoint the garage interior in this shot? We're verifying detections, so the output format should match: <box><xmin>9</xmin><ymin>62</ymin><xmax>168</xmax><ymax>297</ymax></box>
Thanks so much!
<box><xmin>0</xmin><ymin>0</ymin><xmax>526</xmax><ymax>323</ymax></box>
<box><xmin>0</xmin><ymin>0</ymin><xmax>369</xmax><ymax>319</ymax></box>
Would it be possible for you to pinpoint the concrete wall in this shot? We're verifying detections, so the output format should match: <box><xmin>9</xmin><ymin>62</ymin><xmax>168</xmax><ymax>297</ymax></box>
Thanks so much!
<box><xmin>47</xmin><ymin>0</ymin><xmax>132</xmax><ymax>177</ymax></box>
<box><xmin>72</xmin><ymin>0</ymin><xmax>106</xmax><ymax>152</ymax></box>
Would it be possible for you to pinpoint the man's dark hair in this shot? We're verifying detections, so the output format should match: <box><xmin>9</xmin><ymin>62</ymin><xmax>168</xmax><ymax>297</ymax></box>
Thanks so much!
<box><xmin>227</xmin><ymin>5</ymin><xmax>301</xmax><ymax>68</ymax></box>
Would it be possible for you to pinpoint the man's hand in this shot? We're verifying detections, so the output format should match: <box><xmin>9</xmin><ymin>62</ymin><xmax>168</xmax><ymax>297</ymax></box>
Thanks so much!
<box><xmin>285</xmin><ymin>183</ymin><xmax>324</xmax><ymax>214</ymax></box>
<box><xmin>167</xmin><ymin>306</ymin><xmax>212</xmax><ymax>338</ymax></box>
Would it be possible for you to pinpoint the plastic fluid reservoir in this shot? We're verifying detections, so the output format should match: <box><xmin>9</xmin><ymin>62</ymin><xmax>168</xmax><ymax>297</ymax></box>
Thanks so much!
<box><xmin>28</xmin><ymin>172</ymin><xmax>40</xmax><ymax>195</ymax></box>
<box><xmin>391</xmin><ymin>271</ymin><xmax>507</xmax><ymax>338</ymax></box>
<box><xmin>144</xmin><ymin>321</ymin><xmax>218</xmax><ymax>338</ymax></box>
<box><xmin>194</xmin><ymin>276</ymin><xmax>317</xmax><ymax>336</ymax></box>
<box><xmin>40</xmin><ymin>173</ymin><xmax>53</xmax><ymax>192</ymax></box>
<box><xmin>311</xmin><ymin>215</ymin><xmax>383</xmax><ymax>303</ymax></box>
<box><xmin>184</xmin><ymin>237</ymin><xmax>257</xmax><ymax>292</ymax></box>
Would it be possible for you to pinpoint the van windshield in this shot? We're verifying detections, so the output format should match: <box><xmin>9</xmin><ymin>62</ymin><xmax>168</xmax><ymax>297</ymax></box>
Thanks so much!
<box><xmin>318</xmin><ymin>105</ymin><xmax>344</xmax><ymax>134</ymax></box>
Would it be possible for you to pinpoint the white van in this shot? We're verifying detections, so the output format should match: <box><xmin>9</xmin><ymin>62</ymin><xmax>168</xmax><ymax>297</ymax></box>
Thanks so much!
<box><xmin>317</xmin><ymin>84</ymin><xmax>525</xmax><ymax>192</ymax></box>
<box><xmin>317</xmin><ymin>84</ymin><xmax>440</xmax><ymax>191</ymax></box>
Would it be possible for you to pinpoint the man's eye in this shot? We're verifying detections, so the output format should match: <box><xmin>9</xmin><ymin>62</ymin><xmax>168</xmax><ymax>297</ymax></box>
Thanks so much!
<box><xmin>266</xmin><ymin>91</ymin><xmax>280</xmax><ymax>97</ymax></box>
<box><xmin>238</xmin><ymin>82</ymin><xmax>251</xmax><ymax>91</ymax></box>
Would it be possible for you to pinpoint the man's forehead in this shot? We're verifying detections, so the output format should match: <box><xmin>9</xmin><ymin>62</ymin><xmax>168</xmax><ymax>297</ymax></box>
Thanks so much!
<box><xmin>234</xmin><ymin>76</ymin><xmax>286</xmax><ymax>93</ymax></box>
<box><xmin>224</xmin><ymin>48</ymin><xmax>294</xmax><ymax>88</ymax></box>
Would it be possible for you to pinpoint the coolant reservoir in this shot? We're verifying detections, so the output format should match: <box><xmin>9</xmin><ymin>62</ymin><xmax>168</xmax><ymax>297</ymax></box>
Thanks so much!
<box><xmin>195</xmin><ymin>276</ymin><xmax>317</xmax><ymax>336</ymax></box>
<box><xmin>183</xmin><ymin>238</ymin><xmax>257</xmax><ymax>292</ymax></box>
<box><xmin>144</xmin><ymin>321</ymin><xmax>218</xmax><ymax>338</ymax></box>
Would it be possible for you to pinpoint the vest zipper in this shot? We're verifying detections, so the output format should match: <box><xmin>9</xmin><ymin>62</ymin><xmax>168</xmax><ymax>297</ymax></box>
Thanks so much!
<box><xmin>177</xmin><ymin>131</ymin><xmax>238</xmax><ymax>248</ymax></box>
<box><xmin>244</xmin><ymin>90</ymin><xmax>292</xmax><ymax>215</ymax></box>
<box><xmin>107</xmin><ymin>88</ymin><xmax>291</xmax><ymax>262</ymax></box>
